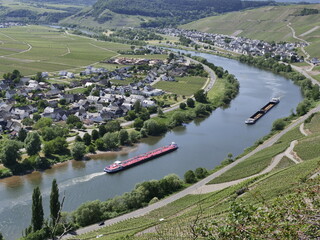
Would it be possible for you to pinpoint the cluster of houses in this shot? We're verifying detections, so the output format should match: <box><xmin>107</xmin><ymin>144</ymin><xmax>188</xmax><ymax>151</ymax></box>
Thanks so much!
<box><xmin>158</xmin><ymin>28</ymin><xmax>305</xmax><ymax>62</ymax></box>
<box><xmin>0</xmin><ymin>22</ymin><xmax>24</xmax><ymax>28</ymax></box>
<box><xmin>0</xmin><ymin>54</ymin><xmax>194</xmax><ymax>135</ymax></box>
<box><xmin>106</xmin><ymin>57</ymin><xmax>164</xmax><ymax>66</ymax></box>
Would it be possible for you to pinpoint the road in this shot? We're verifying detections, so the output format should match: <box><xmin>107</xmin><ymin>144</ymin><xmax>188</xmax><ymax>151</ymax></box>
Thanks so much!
<box><xmin>63</xmin><ymin>100</ymin><xmax>320</xmax><ymax>239</ymax></box>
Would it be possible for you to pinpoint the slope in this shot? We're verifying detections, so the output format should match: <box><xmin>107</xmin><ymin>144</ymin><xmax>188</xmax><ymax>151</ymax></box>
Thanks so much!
<box><xmin>181</xmin><ymin>4</ymin><xmax>320</xmax><ymax>42</ymax></box>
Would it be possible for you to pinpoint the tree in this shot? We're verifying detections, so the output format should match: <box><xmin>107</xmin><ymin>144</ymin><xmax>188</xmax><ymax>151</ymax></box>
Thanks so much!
<box><xmin>194</xmin><ymin>89</ymin><xmax>207</xmax><ymax>103</ymax></box>
<box><xmin>25</xmin><ymin>132</ymin><xmax>41</xmax><ymax>156</ymax></box>
<box><xmin>187</xmin><ymin>98</ymin><xmax>195</xmax><ymax>108</ymax></box>
<box><xmin>95</xmin><ymin>139</ymin><xmax>105</xmax><ymax>151</ymax></box>
<box><xmin>103</xmin><ymin>132</ymin><xmax>119</xmax><ymax>150</ymax></box>
<box><xmin>0</xmin><ymin>140</ymin><xmax>21</xmax><ymax>167</ymax></box>
<box><xmin>184</xmin><ymin>170</ymin><xmax>197</xmax><ymax>183</ymax></box>
<box><xmin>73</xmin><ymin>200</ymin><xmax>102</xmax><ymax>227</ymax></box>
<box><xmin>0</xmin><ymin>232</ymin><xmax>3</xmax><ymax>240</ymax></box>
<box><xmin>22</xmin><ymin>117</ymin><xmax>34</xmax><ymax>126</ymax></box>
<box><xmin>34</xmin><ymin>117</ymin><xmax>52</xmax><ymax>129</ymax></box>
<box><xmin>72</xmin><ymin>142</ymin><xmax>86</xmax><ymax>160</ymax></box>
<box><xmin>118</xmin><ymin>129</ymin><xmax>129</xmax><ymax>145</ymax></box>
<box><xmin>272</xmin><ymin>119</ymin><xmax>286</xmax><ymax>131</ymax></box>
<box><xmin>194</xmin><ymin>167</ymin><xmax>208</xmax><ymax>179</ymax></box>
<box><xmin>91</xmin><ymin>129</ymin><xmax>99</xmax><ymax>141</ymax></box>
<box><xmin>105</xmin><ymin>120</ymin><xmax>121</xmax><ymax>133</ymax></box>
<box><xmin>195</xmin><ymin>104</ymin><xmax>210</xmax><ymax>117</ymax></box>
<box><xmin>98</xmin><ymin>125</ymin><xmax>107</xmax><ymax>137</ymax></box>
<box><xmin>134</xmin><ymin>118</ymin><xmax>144</xmax><ymax>130</ymax></box>
<box><xmin>129</xmin><ymin>130</ymin><xmax>140</xmax><ymax>143</ymax></box>
<box><xmin>143</xmin><ymin>119</ymin><xmax>167</xmax><ymax>136</ymax></box>
<box><xmin>34</xmin><ymin>72</ymin><xmax>44</xmax><ymax>82</ymax></box>
<box><xmin>31</xmin><ymin>187</ymin><xmax>44</xmax><ymax>231</ymax></box>
<box><xmin>50</xmin><ymin>179</ymin><xmax>60</xmax><ymax>226</ymax></box>
<box><xmin>134</xmin><ymin>100</ymin><xmax>142</xmax><ymax>113</ymax></box>
<box><xmin>179</xmin><ymin>102</ymin><xmax>186</xmax><ymax>110</ymax></box>
<box><xmin>170</xmin><ymin>112</ymin><xmax>186</xmax><ymax>127</ymax></box>
<box><xmin>83</xmin><ymin>133</ymin><xmax>91</xmax><ymax>146</ymax></box>
<box><xmin>66</xmin><ymin>115</ymin><xmax>81</xmax><ymax>125</ymax></box>
<box><xmin>33</xmin><ymin>113</ymin><xmax>41</xmax><ymax>122</ymax></box>
<box><xmin>18</xmin><ymin>128</ymin><xmax>28</xmax><ymax>142</ymax></box>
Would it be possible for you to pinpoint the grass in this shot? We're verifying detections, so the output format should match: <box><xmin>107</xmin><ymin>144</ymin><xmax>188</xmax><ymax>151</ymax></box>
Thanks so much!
<box><xmin>153</xmin><ymin>76</ymin><xmax>207</xmax><ymax>96</ymax></box>
<box><xmin>208</xmin><ymin>126</ymin><xmax>304</xmax><ymax>184</ymax></box>
<box><xmin>305</xmin><ymin>112</ymin><xmax>320</xmax><ymax>134</ymax></box>
<box><xmin>0</xmin><ymin>25</ymin><xmax>130</xmax><ymax>76</ymax></box>
<box><xmin>294</xmin><ymin>135</ymin><xmax>320</xmax><ymax>161</ymax></box>
<box><xmin>207</xmin><ymin>76</ymin><xmax>225</xmax><ymax>102</ymax></box>
<box><xmin>273</xmin><ymin>156</ymin><xmax>295</xmax><ymax>171</ymax></box>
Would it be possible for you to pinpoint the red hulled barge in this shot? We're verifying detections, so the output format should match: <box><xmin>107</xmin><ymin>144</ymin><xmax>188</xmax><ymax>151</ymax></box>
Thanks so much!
<box><xmin>104</xmin><ymin>142</ymin><xmax>178</xmax><ymax>173</ymax></box>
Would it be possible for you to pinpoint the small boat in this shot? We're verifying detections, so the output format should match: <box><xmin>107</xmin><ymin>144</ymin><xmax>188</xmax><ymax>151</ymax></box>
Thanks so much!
<box><xmin>104</xmin><ymin>142</ymin><xmax>178</xmax><ymax>173</ymax></box>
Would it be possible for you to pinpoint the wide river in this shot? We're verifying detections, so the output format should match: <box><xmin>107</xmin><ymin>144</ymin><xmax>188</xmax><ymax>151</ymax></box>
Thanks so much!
<box><xmin>0</xmin><ymin>51</ymin><xmax>303</xmax><ymax>239</ymax></box>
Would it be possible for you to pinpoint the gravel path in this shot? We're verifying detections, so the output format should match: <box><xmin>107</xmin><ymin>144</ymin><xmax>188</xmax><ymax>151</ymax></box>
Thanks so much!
<box><xmin>299</xmin><ymin>123</ymin><xmax>309</xmax><ymax>136</ymax></box>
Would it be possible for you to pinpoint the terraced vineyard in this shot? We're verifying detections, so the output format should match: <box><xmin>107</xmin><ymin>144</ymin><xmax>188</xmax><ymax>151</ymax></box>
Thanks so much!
<box><xmin>72</xmin><ymin>111</ymin><xmax>320</xmax><ymax>240</ymax></box>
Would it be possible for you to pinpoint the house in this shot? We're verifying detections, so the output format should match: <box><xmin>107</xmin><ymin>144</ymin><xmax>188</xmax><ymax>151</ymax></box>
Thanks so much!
<box><xmin>46</xmin><ymin>89</ymin><xmax>61</xmax><ymax>98</ymax></box>
<box><xmin>60</xmin><ymin>94</ymin><xmax>75</xmax><ymax>103</ymax></box>
<box><xmin>5</xmin><ymin>90</ymin><xmax>16</xmax><ymax>99</ymax></box>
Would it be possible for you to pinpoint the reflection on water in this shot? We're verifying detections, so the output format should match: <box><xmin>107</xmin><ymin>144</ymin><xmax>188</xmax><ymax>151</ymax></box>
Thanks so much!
<box><xmin>71</xmin><ymin>160</ymin><xmax>86</xmax><ymax>170</ymax></box>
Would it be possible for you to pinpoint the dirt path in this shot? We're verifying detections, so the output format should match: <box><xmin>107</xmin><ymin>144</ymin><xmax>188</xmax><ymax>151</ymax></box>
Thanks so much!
<box><xmin>192</xmin><ymin>139</ymin><xmax>301</xmax><ymax>194</ymax></box>
<box><xmin>299</xmin><ymin>123</ymin><xmax>309</xmax><ymax>136</ymax></box>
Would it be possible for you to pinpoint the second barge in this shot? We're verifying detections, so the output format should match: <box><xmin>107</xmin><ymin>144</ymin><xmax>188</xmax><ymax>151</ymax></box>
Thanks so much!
<box><xmin>245</xmin><ymin>98</ymin><xmax>280</xmax><ymax>124</ymax></box>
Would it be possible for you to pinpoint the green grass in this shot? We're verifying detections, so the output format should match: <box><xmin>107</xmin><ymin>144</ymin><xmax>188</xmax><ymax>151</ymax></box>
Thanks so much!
<box><xmin>153</xmin><ymin>76</ymin><xmax>207</xmax><ymax>96</ymax></box>
<box><xmin>207</xmin><ymin>76</ymin><xmax>225</xmax><ymax>102</ymax></box>
<box><xmin>294</xmin><ymin>135</ymin><xmax>320</xmax><ymax>161</ymax></box>
<box><xmin>0</xmin><ymin>25</ymin><xmax>130</xmax><ymax>76</ymax></box>
<box><xmin>305</xmin><ymin>112</ymin><xmax>320</xmax><ymax>134</ymax></box>
<box><xmin>273</xmin><ymin>156</ymin><xmax>295</xmax><ymax>171</ymax></box>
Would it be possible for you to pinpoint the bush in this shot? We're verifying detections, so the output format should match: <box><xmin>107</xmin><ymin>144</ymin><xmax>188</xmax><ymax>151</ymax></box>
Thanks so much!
<box><xmin>187</xmin><ymin>98</ymin><xmax>195</xmax><ymax>108</ymax></box>
<box><xmin>180</xmin><ymin>102</ymin><xmax>186</xmax><ymax>110</ymax></box>
<box><xmin>194</xmin><ymin>167</ymin><xmax>208</xmax><ymax>179</ymax></box>
<box><xmin>184</xmin><ymin>170</ymin><xmax>197</xmax><ymax>183</ymax></box>
<box><xmin>272</xmin><ymin>119</ymin><xmax>286</xmax><ymax>131</ymax></box>
<box><xmin>72</xmin><ymin>142</ymin><xmax>86</xmax><ymax>160</ymax></box>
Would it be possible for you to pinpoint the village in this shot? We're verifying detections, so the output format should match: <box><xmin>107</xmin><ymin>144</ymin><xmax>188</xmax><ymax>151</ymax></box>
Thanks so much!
<box><xmin>0</xmin><ymin>51</ymin><xmax>195</xmax><ymax>136</ymax></box>
<box><xmin>158</xmin><ymin>28</ymin><xmax>312</xmax><ymax>63</ymax></box>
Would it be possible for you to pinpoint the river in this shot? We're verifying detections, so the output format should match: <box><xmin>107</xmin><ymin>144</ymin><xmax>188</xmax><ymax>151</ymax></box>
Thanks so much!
<box><xmin>0</xmin><ymin>51</ymin><xmax>303</xmax><ymax>239</ymax></box>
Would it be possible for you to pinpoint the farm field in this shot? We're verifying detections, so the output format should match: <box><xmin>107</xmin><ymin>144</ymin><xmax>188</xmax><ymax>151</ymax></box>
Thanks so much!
<box><xmin>153</xmin><ymin>76</ymin><xmax>207</xmax><ymax>96</ymax></box>
<box><xmin>0</xmin><ymin>25</ymin><xmax>131</xmax><ymax>76</ymax></box>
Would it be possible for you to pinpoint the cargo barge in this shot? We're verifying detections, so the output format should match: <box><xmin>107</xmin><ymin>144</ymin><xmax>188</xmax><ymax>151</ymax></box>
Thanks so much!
<box><xmin>245</xmin><ymin>98</ymin><xmax>280</xmax><ymax>124</ymax></box>
<box><xmin>104</xmin><ymin>142</ymin><xmax>178</xmax><ymax>173</ymax></box>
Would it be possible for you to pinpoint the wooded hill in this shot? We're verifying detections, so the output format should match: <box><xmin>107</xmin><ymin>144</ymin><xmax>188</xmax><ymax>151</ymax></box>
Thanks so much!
<box><xmin>66</xmin><ymin>0</ymin><xmax>274</xmax><ymax>28</ymax></box>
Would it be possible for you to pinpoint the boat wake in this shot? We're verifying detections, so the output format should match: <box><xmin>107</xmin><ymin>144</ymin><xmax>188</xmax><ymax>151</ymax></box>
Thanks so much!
<box><xmin>60</xmin><ymin>172</ymin><xmax>105</xmax><ymax>189</ymax></box>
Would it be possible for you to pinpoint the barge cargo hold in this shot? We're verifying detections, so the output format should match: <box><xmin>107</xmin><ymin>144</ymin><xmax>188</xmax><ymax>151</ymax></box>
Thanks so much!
<box><xmin>245</xmin><ymin>98</ymin><xmax>280</xmax><ymax>124</ymax></box>
<box><xmin>104</xmin><ymin>142</ymin><xmax>178</xmax><ymax>173</ymax></box>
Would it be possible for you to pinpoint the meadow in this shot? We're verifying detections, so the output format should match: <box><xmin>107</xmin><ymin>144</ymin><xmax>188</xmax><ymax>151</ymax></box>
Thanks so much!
<box><xmin>0</xmin><ymin>25</ymin><xmax>131</xmax><ymax>76</ymax></box>
<box><xmin>153</xmin><ymin>76</ymin><xmax>207</xmax><ymax>96</ymax></box>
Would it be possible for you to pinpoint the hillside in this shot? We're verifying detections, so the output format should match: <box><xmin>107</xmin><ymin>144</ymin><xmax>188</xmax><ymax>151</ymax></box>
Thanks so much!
<box><xmin>0</xmin><ymin>0</ymin><xmax>84</xmax><ymax>23</ymax></box>
<box><xmin>63</xmin><ymin>0</ymin><xmax>274</xmax><ymax>29</ymax></box>
<box><xmin>68</xmin><ymin>97</ymin><xmax>320</xmax><ymax>239</ymax></box>
<box><xmin>181</xmin><ymin>4</ymin><xmax>320</xmax><ymax>43</ymax></box>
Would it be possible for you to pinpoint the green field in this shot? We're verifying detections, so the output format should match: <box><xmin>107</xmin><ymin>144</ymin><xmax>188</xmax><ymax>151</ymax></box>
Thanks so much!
<box><xmin>153</xmin><ymin>76</ymin><xmax>207</xmax><ymax>96</ymax></box>
<box><xmin>182</xmin><ymin>4</ymin><xmax>320</xmax><ymax>58</ymax></box>
<box><xmin>0</xmin><ymin>25</ymin><xmax>130</xmax><ymax>76</ymax></box>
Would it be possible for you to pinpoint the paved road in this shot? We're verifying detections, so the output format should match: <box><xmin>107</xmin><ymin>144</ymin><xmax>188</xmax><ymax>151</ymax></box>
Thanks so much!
<box><xmin>63</xmin><ymin>101</ymin><xmax>320</xmax><ymax>239</ymax></box>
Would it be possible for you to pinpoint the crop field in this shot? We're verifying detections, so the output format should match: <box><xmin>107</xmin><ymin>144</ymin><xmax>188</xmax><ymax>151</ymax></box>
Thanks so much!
<box><xmin>0</xmin><ymin>25</ymin><xmax>130</xmax><ymax>76</ymax></box>
<box><xmin>294</xmin><ymin>135</ymin><xmax>320</xmax><ymax>161</ymax></box>
<box><xmin>153</xmin><ymin>76</ymin><xmax>207</xmax><ymax>96</ymax></box>
<box><xmin>305</xmin><ymin>112</ymin><xmax>320</xmax><ymax>134</ymax></box>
